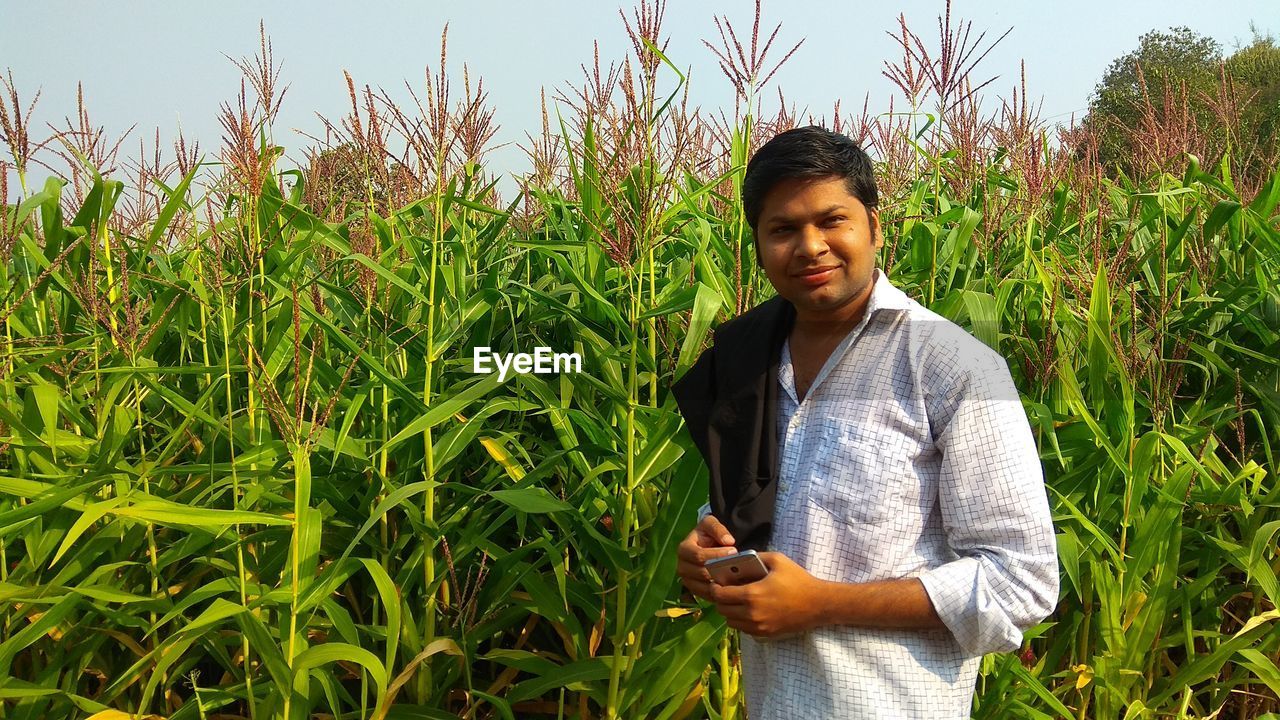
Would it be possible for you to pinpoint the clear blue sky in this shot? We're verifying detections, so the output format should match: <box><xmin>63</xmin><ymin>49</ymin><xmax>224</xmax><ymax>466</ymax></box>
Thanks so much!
<box><xmin>1</xmin><ymin>0</ymin><xmax>1274</xmax><ymax>201</ymax></box>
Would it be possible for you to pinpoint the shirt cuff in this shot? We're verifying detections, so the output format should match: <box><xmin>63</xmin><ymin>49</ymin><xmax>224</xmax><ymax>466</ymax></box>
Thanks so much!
<box><xmin>918</xmin><ymin>557</ymin><xmax>1023</xmax><ymax>656</ymax></box>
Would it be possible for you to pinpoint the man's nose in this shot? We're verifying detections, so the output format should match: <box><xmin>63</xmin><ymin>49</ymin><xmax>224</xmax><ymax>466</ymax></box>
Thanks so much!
<box><xmin>796</xmin><ymin>224</ymin><xmax>829</xmax><ymax>257</ymax></box>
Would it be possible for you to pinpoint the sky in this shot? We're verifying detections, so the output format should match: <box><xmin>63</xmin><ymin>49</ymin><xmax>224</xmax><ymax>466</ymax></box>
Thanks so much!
<box><xmin>1</xmin><ymin>0</ymin><xmax>1275</xmax><ymax>202</ymax></box>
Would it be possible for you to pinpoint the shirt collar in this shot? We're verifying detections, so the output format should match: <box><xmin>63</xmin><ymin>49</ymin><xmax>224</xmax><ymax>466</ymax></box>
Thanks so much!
<box><xmin>865</xmin><ymin>267</ymin><xmax>913</xmax><ymax>316</ymax></box>
<box><xmin>777</xmin><ymin>268</ymin><xmax>911</xmax><ymax>405</ymax></box>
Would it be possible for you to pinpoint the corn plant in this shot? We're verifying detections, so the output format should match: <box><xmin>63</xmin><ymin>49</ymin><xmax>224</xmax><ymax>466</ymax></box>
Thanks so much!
<box><xmin>2</xmin><ymin>3</ymin><xmax>1278</xmax><ymax>719</ymax></box>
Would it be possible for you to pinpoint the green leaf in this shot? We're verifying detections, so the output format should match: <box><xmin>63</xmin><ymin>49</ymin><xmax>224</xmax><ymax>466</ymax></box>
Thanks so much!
<box><xmin>1203</xmin><ymin>199</ymin><xmax>1240</xmax><ymax>240</ymax></box>
<box><xmin>1086</xmin><ymin>264</ymin><xmax>1112</xmax><ymax>401</ymax></box>
<box><xmin>143</xmin><ymin>163</ymin><xmax>199</xmax><ymax>256</ymax></box>
<box><xmin>626</xmin><ymin>617</ymin><xmax>724</xmax><ymax>715</ymax></box>
<box><xmin>358</xmin><ymin>558</ymin><xmax>402</xmax><ymax>673</ymax></box>
<box><xmin>507</xmin><ymin>658</ymin><xmax>611</xmax><ymax>704</ymax></box>
<box><xmin>489</xmin><ymin>487</ymin><xmax>572</xmax><ymax>514</ymax></box>
<box><xmin>180</xmin><ymin>597</ymin><xmax>248</xmax><ymax>636</ymax></box>
<box><xmin>959</xmin><ymin>289</ymin><xmax>1000</xmax><ymax>352</ymax></box>
<box><xmin>0</xmin><ymin>594</ymin><xmax>80</xmax><ymax>675</ymax></box>
<box><xmin>113</xmin><ymin>499</ymin><xmax>291</xmax><ymax>529</ymax></box>
<box><xmin>0</xmin><ymin>477</ymin><xmax>106</xmax><ymax>534</ymax></box>
<box><xmin>1237</xmin><ymin>648</ymin><xmax>1280</xmax><ymax>696</ymax></box>
<box><xmin>50</xmin><ymin>497</ymin><xmax>124</xmax><ymax>566</ymax></box>
<box><xmin>676</xmin><ymin>283</ymin><xmax>722</xmax><ymax>375</ymax></box>
<box><xmin>291</xmin><ymin>643</ymin><xmax>388</xmax><ymax>714</ymax></box>
<box><xmin>378</xmin><ymin>372</ymin><xmax>506</xmax><ymax>455</ymax></box>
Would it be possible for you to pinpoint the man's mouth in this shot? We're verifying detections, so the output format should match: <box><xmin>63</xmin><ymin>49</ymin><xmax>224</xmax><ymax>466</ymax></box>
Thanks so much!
<box><xmin>794</xmin><ymin>266</ymin><xmax>839</xmax><ymax>286</ymax></box>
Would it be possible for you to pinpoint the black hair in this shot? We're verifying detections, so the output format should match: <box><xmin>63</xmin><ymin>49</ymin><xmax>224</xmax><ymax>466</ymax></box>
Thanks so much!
<box><xmin>741</xmin><ymin>126</ymin><xmax>879</xmax><ymax>265</ymax></box>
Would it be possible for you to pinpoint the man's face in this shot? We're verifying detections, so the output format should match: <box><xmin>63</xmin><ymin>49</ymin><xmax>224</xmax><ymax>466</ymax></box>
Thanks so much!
<box><xmin>755</xmin><ymin>175</ymin><xmax>883</xmax><ymax>325</ymax></box>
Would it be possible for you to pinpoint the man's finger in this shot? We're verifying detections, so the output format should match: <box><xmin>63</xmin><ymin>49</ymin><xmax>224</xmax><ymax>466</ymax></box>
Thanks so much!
<box><xmin>703</xmin><ymin>545</ymin><xmax>740</xmax><ymax>562</ymax></box>
<box><xmin>679</xmin><ymin>552</ymin><xmax>746</xmax><ymax>593</ymax></box>
<box><xmin>678</xmin><ymin>570</ymin><xmax>717</xmax><ymax>601</ymax></box>
<box><xmin>756</xmin><ymin>551</ymin><xmax>787</xmax><ymax>569</ymax></box>
<box><xmin>722</xmin><ymin>616</ymin><xmax>764</xmax><ymax>637</ymax></box>
<box><xmin>715</xmin><ymin>602</ymin><xmax>753</xmax><ymax>621</ymax></box>
<box><xmin>676</xmin><ymin>559</ymin><xmax>711</xmax><ymax>584</ymax></box>
<box><xmin>682</xmin><ymin>578</ymin><xmax>715</xmax><ymax>601</ymax></box>
<box><xmin>678</xmin><ymin>542</ymin><xmax>738</xmax><ymax>566</ymax></box>
<box><xmin>697</xmin><ymin>514</ymin><xmax>736</xmax><ymax>547</ymax></box>
<box><xmin>709</xmin><ymin>582</ymin><xmax>750</xmax><ymax>606</ymax></box>
<box><xmin>685</xmin><ymin>544</ymin><xmax>739</xmax><ymax>566</ymax></box>
<box><xmin>676</xmin><ymin>536</ymin><xmax>703</xmax><ymax>564</ymax></box>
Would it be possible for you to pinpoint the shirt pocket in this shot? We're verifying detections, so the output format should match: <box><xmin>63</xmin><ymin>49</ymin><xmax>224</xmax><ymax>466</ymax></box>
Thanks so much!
<box><xmin>805</xmin><ymin>419</ymin><xmax>904</xmax><ymax>525</ymax></box>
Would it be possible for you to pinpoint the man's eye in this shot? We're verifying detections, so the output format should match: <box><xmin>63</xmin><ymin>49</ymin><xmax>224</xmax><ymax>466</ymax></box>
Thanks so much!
<box><xmin>824</xmin><ymin>216</ymin><xmax>846</xmax><ymax>227</ymax></box>
<box><xmin>772</xmin><ymin>226</ymin><xmax>793</xmax><ymax>235</ymax></box>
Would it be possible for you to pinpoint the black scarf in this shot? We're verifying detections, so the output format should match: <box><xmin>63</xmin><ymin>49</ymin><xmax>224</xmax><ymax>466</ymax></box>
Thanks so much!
<box><xmin>671</xmin><ymin>295</ymin><xmax>796</xmax><ymax>551</ymax></box>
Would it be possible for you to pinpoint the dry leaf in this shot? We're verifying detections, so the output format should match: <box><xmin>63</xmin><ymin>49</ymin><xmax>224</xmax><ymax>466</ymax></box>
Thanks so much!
<box><xmin>1071</xmin><ymin>663</ymin><xmax>1094</xmax><ymax>690</ymax></box>
<box><xmin>655</xmin><ymin>607</ymin><xmax>697</xmax><ymax>618</ymax></box>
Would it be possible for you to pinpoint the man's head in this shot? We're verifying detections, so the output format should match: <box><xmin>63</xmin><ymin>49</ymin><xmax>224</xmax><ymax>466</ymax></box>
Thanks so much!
<box><xmin>743</xmin><ymin>126</ymin><xmax>884</xmax><ymax>325</ymax></box>
<box><xmin>743</xmin><ymin>126</ymin><xmax>879</xmax><ymax>244</ymax></box>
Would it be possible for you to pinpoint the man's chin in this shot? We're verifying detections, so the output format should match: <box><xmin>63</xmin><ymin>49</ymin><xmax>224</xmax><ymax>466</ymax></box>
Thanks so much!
<box><xmin>784</xmin><ymin>288</ymin><xmax>867</xmax><ymax>322</ymax></box>
<box><xmin>790</xmin><ymin>283</ymin><xmax>847</xmax><ymax>304</ymax></box>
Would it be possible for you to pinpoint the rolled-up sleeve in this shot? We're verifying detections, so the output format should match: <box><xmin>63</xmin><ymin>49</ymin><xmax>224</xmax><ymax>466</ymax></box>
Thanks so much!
<box><xmin>917</xmin><ymin>350</ymin><xmax>1059</xmax><ymax>656</ymax></box>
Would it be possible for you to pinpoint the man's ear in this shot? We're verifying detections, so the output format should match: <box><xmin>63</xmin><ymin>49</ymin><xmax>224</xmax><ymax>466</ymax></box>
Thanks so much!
<box><xmin>868</xmin><ymin>207</ymin><xmax>883</xmax><ymax>250</ymax></box>
<box><xmin>753</xmin><ymin>231</ymin><xmax>764</xmax><ymax>269</ymax></box>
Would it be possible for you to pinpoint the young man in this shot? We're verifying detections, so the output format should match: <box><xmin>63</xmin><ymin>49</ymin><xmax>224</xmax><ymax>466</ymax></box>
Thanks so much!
<box><xmin>672</xmin><ymin>126</ymin><xmax>1058</xmax><ymax>718</ymax></box>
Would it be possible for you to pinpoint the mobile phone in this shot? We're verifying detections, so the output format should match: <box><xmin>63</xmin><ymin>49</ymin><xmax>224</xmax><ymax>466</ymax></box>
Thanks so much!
<box><xmin>704</xmin><ymin>549</ymin><xmax>769</xmax><ymax>585</ymax></box>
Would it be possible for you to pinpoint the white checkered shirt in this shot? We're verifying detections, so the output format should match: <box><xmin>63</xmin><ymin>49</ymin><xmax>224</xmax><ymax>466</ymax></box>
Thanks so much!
<box><xmin>698</xmin><ymin>268</ymin><xmax>1059</xmax><ymax>719</ymax></box>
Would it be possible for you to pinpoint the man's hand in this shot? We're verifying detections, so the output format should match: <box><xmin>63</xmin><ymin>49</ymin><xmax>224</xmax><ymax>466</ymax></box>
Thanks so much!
<box><xmin>676</xmin><ymin>515</ymin><xmax>738</xmax><ymax>601</ymax></box>
<box><xmin>709</xmin><ymin>551</ymin><xmax>827</xmax><ymax>639</ymax></box>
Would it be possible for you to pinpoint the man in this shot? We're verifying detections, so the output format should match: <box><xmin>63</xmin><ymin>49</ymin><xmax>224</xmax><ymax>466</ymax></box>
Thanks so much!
<box><xmin>672</xmin><ymin>126</ymin><xmax>1058</xmax><ymax>718</ymax></box>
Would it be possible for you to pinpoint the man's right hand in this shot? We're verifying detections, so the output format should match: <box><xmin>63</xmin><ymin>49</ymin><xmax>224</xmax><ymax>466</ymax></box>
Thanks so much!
<box><xmin>676</xmin><ymin>514</ymin><xmax>739</xmax><ymax>602</ymax></box>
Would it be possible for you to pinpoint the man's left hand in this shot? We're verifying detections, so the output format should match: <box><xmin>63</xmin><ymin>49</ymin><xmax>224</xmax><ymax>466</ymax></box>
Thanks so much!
<box><xmin>708</xmin><ymin>552</ymin><xmax>827</xmax><ymax>638</ymax></box>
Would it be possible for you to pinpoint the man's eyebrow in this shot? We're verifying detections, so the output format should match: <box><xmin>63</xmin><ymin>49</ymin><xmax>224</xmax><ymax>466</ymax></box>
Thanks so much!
<box><xmin>763</xmin><ymin>204</ymin><xmax>850</xmax><ymax>225</ymax></box>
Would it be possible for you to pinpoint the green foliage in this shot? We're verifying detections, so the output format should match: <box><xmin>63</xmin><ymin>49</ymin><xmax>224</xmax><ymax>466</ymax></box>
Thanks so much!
<box><xmin>1092</xmin><ymin>27</ymin><xmax>1221</xmax><ymax>118</ymax></box>
<box><xmin>1</xmin><ymin>12</ymin><xmax>1278</xmax><ymax>719</ymax></box>
<box><xmin>1086</xmin><ymin>26</ymin><xmax>1280</xmax><ymax>187</ymax></box>
<box><xmin>1225</xmin><ymin>34</ymin><xmax>1280</xmax><ymax>156</ymax></box>
<box><xmin>2</xmin><ymin>127</ymin><xmax>1278</xmax><ymax>718</ymax></box>
<box><xmin>1088</xmin><ymin>26</ymin><xmax>1220</xmax><ymax>167</ymax></box>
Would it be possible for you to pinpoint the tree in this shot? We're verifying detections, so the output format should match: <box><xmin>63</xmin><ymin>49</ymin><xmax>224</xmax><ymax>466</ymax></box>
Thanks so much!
<box><xmin>1087</xmin><ymin>27</ymin><xmax>1220</xmax><ymax>172</ymax></box>
<box><xmin>1084</xmin><ymin>26</ymin><xmax>1280</xmax><ymax>191</ymax></box>
<box><xmin>1223</xmin><ymin>32</ymin><xmax>1280</xmax><ymax>173</ymax></box>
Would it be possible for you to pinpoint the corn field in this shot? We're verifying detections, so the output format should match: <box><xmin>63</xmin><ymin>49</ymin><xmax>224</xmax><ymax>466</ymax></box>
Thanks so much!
<box><xmin>1</xmin><ymin>3</ymin><xmax>1278</xmax><ymax>719</ymax></box>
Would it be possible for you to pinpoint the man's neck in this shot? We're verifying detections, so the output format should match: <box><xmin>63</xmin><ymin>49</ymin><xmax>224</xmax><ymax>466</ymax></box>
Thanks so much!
<box><xmin>791</xmin><ymin>277</ymin><xmax>876</xmax><ymax>343</ymax></box>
